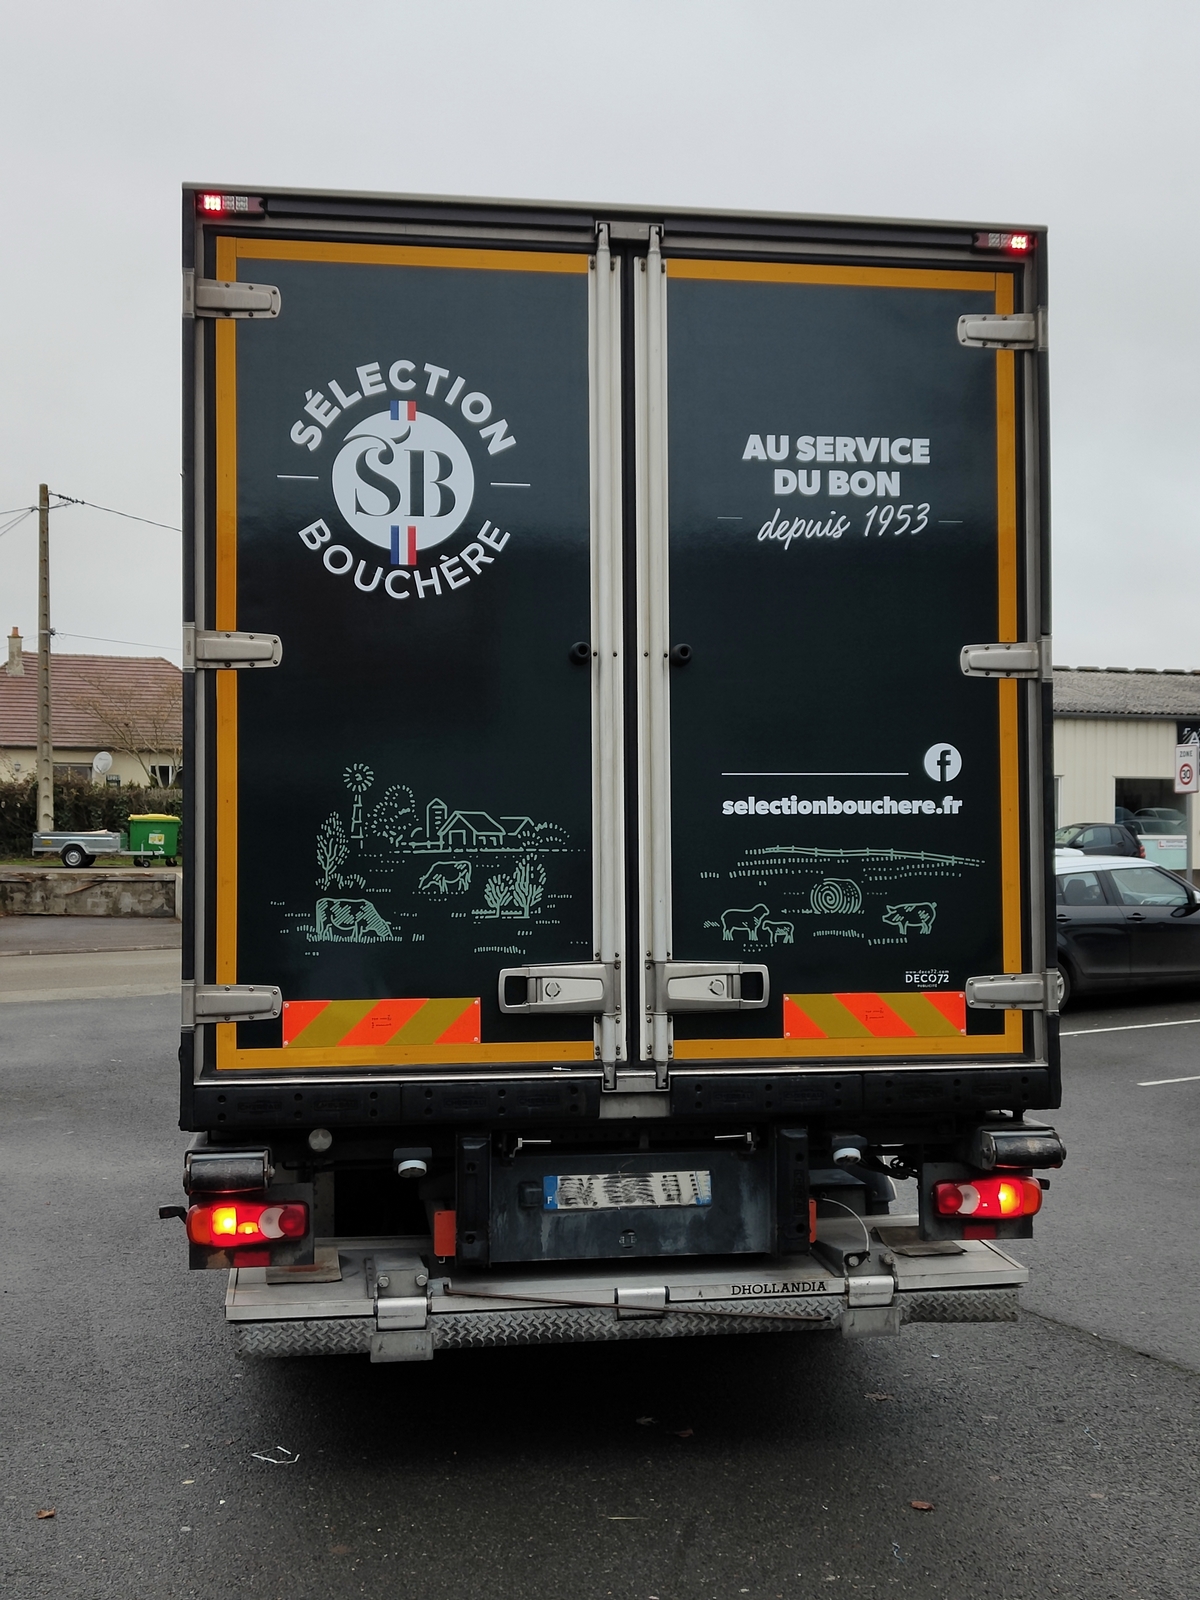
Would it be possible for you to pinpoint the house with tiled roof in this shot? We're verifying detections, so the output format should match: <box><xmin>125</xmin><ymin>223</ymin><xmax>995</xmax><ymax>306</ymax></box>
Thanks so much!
<box><xmin>1054</xmin><ymin>665</ymin><xmax>1200</xmax><ymax>869</ymax></box>
<box><xmin>1</xmin><ymin>628</ymin><xmax>181</xmax><ymax>786</ymax></box>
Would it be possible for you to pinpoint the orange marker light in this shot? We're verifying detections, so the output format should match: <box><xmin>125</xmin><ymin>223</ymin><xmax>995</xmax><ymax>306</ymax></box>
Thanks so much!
<box><xmin>186</xmin><ymin>1201</ymin><xmax>308</xmax><ymax>1248</ymax></box>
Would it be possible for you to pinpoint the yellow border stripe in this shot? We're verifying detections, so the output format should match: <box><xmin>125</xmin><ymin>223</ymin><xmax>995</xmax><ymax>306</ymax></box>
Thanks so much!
<box><xmin>235</xmin><ymin>238</ymin><xmax>588</xmax><ymax>274</ymax></box>
<box><xmin>674</xmin><ymin>1031</ymin><xmax>1019</xmax><ymax>1061</ymax></box>
<box><xmin>667</xmin><ymin>259</ymin><xmax>995</xmax><ymax>293</ymax></box>
<box><xmin>993</xmin><ymin>274</ymin><xmax>1022</xmax><ymax>980</ymax></box>
<box><xmin>220</xmin><ymin>1041</ymin><xmax>596</xmax><ymax>1070</ymax></box>
<box><xmin>214</xmin><ymin>235</ymin><xmax>240</xmax><ymax>1017</ymax></box>
<box><xmin>212</xmin><ymin>229</ymin><xmax>592</xmax><ymax>1071</ymax></box>
<box><xmin>674</xmin><ymin>261</ymin><xmax>1026</xmax><ymax>1063</ymax></box>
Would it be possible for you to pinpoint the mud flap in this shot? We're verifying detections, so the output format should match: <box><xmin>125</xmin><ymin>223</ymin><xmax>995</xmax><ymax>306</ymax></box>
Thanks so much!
<box><xmin>841</xmin><ymin>1304</ymin><xmax>902</xmax><ymax>1338</ymax></box>
<box><xmin>370</xmin><ymin>1328</ymin><xmax>434</xmax><ymax>1363</ymax></box>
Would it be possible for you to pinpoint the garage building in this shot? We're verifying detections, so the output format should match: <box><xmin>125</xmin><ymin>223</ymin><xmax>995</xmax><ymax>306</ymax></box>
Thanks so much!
<box><xmin>1054</xmin><ymin>666</ymin><xmax>1200</xmax><ymax>871</ymax></box>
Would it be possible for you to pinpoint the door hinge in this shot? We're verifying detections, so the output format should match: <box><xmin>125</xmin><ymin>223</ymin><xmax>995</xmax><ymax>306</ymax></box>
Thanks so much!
<box><xmin>497</xmin><ymin>962</ymin><xmax>614</xmax><ymax>1015</ymax></box>
<box><xmin>183</xmin><ymin>624</ymin><xmax>283</xmax><ymax>671</ymax></box>
<box><xmin>183</xmin><ymin>268</ymin><xmax>281</xmax><ymax>320</ymax></box>
<box><xmin>604</xmin><ymin>219</ymin><xmax>652</xmax><ymax>243</ymax></box>
<box><xmin>653</xmin><ymin>961</ymin><xmax>770</xmax><ymax>1012</ymax></box>
<box><xmin>957</xmin><ymin>308</ymin><xmax>1045</xmax><ymax>351</ymax></box>
<box><xmin>960</xmin><ymin>638</ymin><xmax>1051</xmax><ymax>679</ymax></box>
<box><xmin>182</xmin><ymin>980</ymin><xmax>283</xmax><ymax>1026</ymax></box>
<box><xmin>966</xmin><ymin>972</ymin><xmax>1059</xmax><ymax>1012</ymax></box>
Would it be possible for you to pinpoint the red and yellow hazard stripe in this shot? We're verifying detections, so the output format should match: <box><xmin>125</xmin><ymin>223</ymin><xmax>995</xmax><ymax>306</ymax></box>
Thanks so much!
<box><xmin>783</xmin><ymin>991</ymin><xmax>966</xmax><ymax>1041</ymax></box>
<box><xmin>672</xmin><ymin>987</ymin><xmax>1024</xmax><ymax>1061</ymax></box>
<box><xmin>283</xmin><ymin>997</ymin><xmax>480</xmax><ymax>1049</ymax></box>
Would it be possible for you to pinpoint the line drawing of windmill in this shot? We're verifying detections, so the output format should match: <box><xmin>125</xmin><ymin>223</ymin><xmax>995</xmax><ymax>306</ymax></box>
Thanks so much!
<box><xmin>343</xmin><ymin>763</ymin><xmax>374</xmax><ymax>847</ymax></box>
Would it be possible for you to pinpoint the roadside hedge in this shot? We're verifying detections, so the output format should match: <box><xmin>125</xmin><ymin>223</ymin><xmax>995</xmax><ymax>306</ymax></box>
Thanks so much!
<box><xmin>0</xmin><ymin>777</ymin><xmax>183</xmax><ymax>858</ymax></box>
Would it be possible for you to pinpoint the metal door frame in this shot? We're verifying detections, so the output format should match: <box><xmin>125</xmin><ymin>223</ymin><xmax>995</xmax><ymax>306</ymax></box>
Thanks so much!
<box><xmin>637</xmin><ymin>251</ymin><xmax>1038</xmax><ymax>1068</ymax></box>
<box><xmin>192</xmin><ymin>231</ymin><xmax>620</xmax><ymax>1075</ymax></box>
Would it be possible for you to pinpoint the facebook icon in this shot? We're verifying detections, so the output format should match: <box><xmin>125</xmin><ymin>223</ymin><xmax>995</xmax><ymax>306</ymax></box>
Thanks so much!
<box><xmin>923</xmin><ymin>743</ymin><xmax>963</xmax><ymax>783</ymax></box>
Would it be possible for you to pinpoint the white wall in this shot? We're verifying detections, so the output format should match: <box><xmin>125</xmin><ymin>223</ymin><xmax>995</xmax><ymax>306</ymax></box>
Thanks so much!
<box><xmin>1053</xmin><ymin>715</ymin><xmax>1196</xmax><ymax>858</ymax></box>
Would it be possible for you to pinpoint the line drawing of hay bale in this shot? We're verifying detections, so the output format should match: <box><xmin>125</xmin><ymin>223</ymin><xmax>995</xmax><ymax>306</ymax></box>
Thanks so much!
<box><xmin>809</xmin><ymin>878</ymin><xmax>863</xmax><ymax>916</ymax></box>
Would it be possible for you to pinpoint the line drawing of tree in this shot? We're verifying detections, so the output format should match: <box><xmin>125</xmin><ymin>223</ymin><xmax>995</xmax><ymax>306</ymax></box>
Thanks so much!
<box><xmin>372</xmin><ymin>783</ymin><xmax>418</xmax><ymax>847</ymax></box>
<box><xmin>511</xmin><ymin>856</ymin><xmax>547</xmax><ymax>918</ymax></box>
<box><xmin>343</xmin><ymin>763</ymin><xmax>374</xmax><ymax>845</ymax></box>
<box><xmin>316</xmin><ymin>812</ymin><xmax>348</xmax><ymax>889</ymax></box>
<box><xmin>483</xmin><ymin>874</ymin><xmax>514</xmax><ymax>916</ymax></box>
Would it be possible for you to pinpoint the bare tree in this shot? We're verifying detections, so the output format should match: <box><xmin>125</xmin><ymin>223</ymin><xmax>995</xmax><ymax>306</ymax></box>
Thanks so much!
<box><xmin>511</xmin><ymin>856</ymin><xmax>546</xmax><ymax>918</ymax></box>
<box><xmin>483</xmin><ymin>874</ymin><xmax>513</xmax><ymax>916</ymax></box>
<box><xmin>316</xmin><ymin>813</ymin><xmax>348</xmax><ymax>889</ymax></box>
<box><xmin>79</xmin><ymin>674</ymin><xmax>183</xmax><ymax>783</ymax></box>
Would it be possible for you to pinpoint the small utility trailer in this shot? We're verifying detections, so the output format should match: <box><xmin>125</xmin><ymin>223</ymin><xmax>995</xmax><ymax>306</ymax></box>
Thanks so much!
<box><xmin>33</xmin><ymin>814</ymin><xmax>181</xmax><ymax>868</ymax></box>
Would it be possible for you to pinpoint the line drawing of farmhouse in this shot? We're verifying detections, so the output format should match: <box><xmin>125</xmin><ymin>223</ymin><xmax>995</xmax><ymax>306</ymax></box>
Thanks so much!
<box><xmin>409</xmin><ymin>796</ymin><xmax>566</xmax><ymax>854</ymax></box>
<box><xmin>421</xmin><ymin>799</ymin><xmax>506</xmax><ymax>851</ymax></box>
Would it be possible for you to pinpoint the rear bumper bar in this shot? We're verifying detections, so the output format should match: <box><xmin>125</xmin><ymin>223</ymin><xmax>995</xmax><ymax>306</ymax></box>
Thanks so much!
<box><xmin>225</xmin><ymin>1219</ymin><xmax>1026</xmax><ymax>1360</ymax></box>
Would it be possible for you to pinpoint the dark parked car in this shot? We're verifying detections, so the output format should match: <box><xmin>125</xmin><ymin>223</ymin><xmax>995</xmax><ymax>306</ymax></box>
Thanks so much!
<box><xmin>1055</xmin><ymin>855</ymin><xmax>1200</xmax><ymax>1005</ymax></box>
<box><xmin>1054</xmin><ymin>822</ymin><xmax>1144</xmax><ymax>858</ymax></box>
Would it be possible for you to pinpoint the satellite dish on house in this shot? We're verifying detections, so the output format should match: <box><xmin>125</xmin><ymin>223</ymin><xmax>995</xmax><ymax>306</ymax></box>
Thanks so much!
<box><xmin>92</xmin><ymin>751</ymin><xmax>113</xmax><ymax>775</ymax></box>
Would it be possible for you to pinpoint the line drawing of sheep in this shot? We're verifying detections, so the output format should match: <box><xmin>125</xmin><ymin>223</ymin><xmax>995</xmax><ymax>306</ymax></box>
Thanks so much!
<box><xmin>720</xmin><ymin>903</ymin><xmax>771</xmax><ymax>941</ymax></box>
<box><xmin>881</xmin><ymin>901</ymin><xmax>937</xmax><ymax>936</ymax></box>
<box><xmin>761</xmin><ymin>919</ymin><xmax>795</xmax><ymax>945</ymax></box>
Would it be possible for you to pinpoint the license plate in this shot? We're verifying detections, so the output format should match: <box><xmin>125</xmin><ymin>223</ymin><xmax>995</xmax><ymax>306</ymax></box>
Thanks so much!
<box><xmin>543</xmin><ymin>1171</ymin><xmax>713</xmax><ymax>1210</ymax></box>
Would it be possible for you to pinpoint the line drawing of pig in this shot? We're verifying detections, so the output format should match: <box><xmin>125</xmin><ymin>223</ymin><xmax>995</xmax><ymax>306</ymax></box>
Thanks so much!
<box><xmin>881</xmin><ymin>902</ymin><xmax>937</xmax><ymax>936</ymax></box>
<box><xmin>720</xmin><ymin>903</ymin><xmax>770</xmax><ymax>942</ymax></box>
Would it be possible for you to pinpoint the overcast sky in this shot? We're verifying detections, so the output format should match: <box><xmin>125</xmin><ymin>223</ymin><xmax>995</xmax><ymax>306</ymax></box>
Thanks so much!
<box><xmin>1</xmin><ymin>0</ymin><xmax>1196</xmax><ymax>669</ymax></box>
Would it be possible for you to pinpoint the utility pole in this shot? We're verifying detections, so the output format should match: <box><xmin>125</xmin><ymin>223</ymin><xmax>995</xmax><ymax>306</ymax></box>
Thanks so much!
<box><xmin>36</xmin><ymin>483</ymin><xmax>53</xmax><ymax>832</ymax></box>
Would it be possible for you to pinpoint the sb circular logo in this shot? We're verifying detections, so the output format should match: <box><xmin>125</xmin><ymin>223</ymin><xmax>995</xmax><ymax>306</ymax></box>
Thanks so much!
<box><xmin>331</xmin><ymin>403</ymin><xmax>474</xmax><ymax>555</ymax></box>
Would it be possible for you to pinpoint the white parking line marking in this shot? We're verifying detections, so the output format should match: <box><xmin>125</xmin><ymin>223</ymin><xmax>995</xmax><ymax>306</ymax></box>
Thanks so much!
<box><xmin>1061</xmin><ymin>1017</ymin><xmax>1200</xmax><ymax>1037</ymax></box>
<box><xmin>1138</xmin><ymin>1074</ymin><xmax>1200</xmax><ymax>1087</ymax></box>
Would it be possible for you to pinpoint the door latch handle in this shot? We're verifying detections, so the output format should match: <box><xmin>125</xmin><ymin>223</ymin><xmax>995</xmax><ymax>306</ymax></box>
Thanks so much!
<box><xmin>653</xmin><ymin>961</ymin><xmax>769</xmax><ymax>1012</ymax></box>
<box><xmin>498</xmin><ymin>962</ymin><xmax>614</xmax><ymax>1014</ymax></box>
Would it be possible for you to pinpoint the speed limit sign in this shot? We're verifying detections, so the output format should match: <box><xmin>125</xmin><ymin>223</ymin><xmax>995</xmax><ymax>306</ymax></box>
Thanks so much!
<box><xmin>1176</xmin><ymin>744</ymin><xmax>1199</xmax><ymax>795</ymax></box>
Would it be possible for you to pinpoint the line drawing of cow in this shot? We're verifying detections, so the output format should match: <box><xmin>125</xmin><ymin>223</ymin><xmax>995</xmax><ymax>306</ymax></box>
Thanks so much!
<box><xmin>881</xmin><ymin>901</ymin><xmax>937</xmax><ymax>936</ymax></box>
<box><xmin>315</xmin><ymin>897</ymin><xmax>393</xmax><ymax>941</ymax></box>
<box><xmin>721</xmin><ymin>903</ymin><xmax>771</xmax><ymax>942</ymax></box>
<box><xmin>761</xmin><ymin>919</ymin><xmax>794</xmax><ymax>945</ymax></box>
<box><xmin>419</xmin><ymin>859</ymin><xmax>472</xmax><ymax>894</ymax></box>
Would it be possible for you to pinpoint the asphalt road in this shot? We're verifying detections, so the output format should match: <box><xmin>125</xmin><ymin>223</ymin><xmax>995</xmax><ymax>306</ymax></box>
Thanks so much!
<box><xmin>3</xmin><ymin>961</ymin><xmax>1200</xmax><ymax>1600</ymax></box>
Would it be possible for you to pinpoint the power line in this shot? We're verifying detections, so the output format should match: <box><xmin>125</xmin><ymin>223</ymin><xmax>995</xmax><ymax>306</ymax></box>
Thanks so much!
<box><xmin>0</xmin><ymin>508</ymin><xmax>34</xmax><ymax>540</ymax></box>
<box><xmin>50</xmin><ymin>630</ymin><xmax>181</xmax><ymax>655</ymax></box>
<box><xmin>51</xmin><ymin>494</ymin><xmax>181</xmax><ymax>533</ymax></box>
<box><xmin>0</xmin><ymin>504</ymin><xmax>36</xmax><ymax>517</ymax></box>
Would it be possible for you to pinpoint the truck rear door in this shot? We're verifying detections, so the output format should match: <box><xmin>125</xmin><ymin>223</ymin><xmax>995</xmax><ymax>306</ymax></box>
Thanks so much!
<box><xmin>636</xmin><ymin>241</ymin><xmax>1042</xmax><ymax>1077</ymax></box>
<box><xmin>190</xmin><ymin>229</ymin><xmax>626</xmax><ymax>1080</ymax></box>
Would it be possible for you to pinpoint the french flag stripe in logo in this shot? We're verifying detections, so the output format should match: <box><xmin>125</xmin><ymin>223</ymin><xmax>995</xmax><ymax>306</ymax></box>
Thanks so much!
<box><xmin>389</xmin><ymin>400</ymin><xmax>417</xmax><ymax>423</ymax></box>
<box><xmin>390</xmin><ymin>524</ymin><xmax>418</xmax><ymax>566</ymax></box>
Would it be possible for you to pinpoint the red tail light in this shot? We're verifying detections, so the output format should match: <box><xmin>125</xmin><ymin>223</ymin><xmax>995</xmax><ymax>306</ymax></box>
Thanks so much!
<box><xmin>186</xmin><ymin>1201</ymin><xmax>308</xmax><ymax>1247</ymax></box>
<box><xmin>933</xmin><ymin>1176</ymin><xmax>1042</xmax><ymax>1219</ymax></box>
<box><xmin>196</xmin><ymin>192</ymin><xmax>265</xmax><ymax>217</ymax></box>
<box><xmin>973</xmin><ymin>230</ymin><xmax>1035</xmax><ymax>254</ymax></box>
